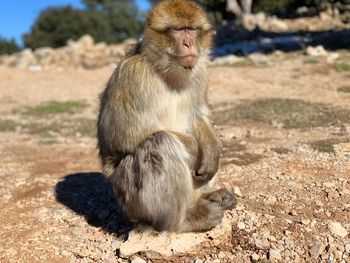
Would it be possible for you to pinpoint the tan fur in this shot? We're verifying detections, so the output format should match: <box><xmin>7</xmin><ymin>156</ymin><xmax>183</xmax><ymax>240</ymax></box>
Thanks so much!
<box><xmin>97</xmin><ymin>0</ymin><xmax>236</xmax><ymax>232</ymax></box>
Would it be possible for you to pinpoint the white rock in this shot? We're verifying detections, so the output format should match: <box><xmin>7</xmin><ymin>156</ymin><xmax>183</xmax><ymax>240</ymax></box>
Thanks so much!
<box><xmin>131</xmin><ymin>256</ymin><xmax>146</xmax><ymax>263</ymax></box>
<box><xmin>233</xmin><ymin>186</ymin><xmax>243</xmax><ymax>197</ymax></box>
<box><xmin>251</xmin><ymin>253</ymin><xmax>260</xmax><ymax>261</ymax></box>
<box><xmin>345</xmin><ymin>244</ymin><xmax>350</xmax><ymax>253</ymax></box>
<box><xmin>119</xmin><ymin>216</ymin><xmax>232</xmax><ymax>258</ymax></box>
<box><xmin>306</xmin><ymin>45</ymin><xmax>328</xmax><ymax>57</ymax></box>
<box><xmin>237</xmin><ymin>221</ymin><xmax>245</xmax><ymax>230</ymax></box>
<box><xmin>328</xmin><ymin>221</ymin><xmax>348</xmax><ymax>238</ymax></box>
<box><xmin>268</xmin><ymin>248</ymin><xmax>282</xmax><ymax>261</ymax></box>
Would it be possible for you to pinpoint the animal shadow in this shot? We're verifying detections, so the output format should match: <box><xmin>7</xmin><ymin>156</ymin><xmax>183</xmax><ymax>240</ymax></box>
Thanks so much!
<box><xmin>55</xmin><ymin>172</ymin><xmax>133</xmax><ymax>235</ymax></box>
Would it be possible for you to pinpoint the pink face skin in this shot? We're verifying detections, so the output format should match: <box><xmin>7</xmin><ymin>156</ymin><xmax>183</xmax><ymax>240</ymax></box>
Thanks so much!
<box><xmin>168</xmin><ymin>28</ymin><xmax>199</xmax><ymax>69</ymax></box>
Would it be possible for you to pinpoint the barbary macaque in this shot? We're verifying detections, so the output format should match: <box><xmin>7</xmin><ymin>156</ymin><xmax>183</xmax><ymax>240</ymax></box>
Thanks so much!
<box><xmin>97</xmin><ymin>0</ymin><xmax>236</xmax><ymax>232</ymax></box>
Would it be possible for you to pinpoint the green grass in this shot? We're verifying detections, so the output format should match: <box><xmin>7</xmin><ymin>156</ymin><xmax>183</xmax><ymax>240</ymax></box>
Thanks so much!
<box><xmin>309</xmin><ymin>138</ymin><xmax>346</xmax><ymax>153</ymax></box>
<box><xmin>304</xmin><ymin>58</ymin><xmax>319</xmax><ymax>64</ymax></box>
<box><xmin>213</xmin><ymin>98</ymin><xmax>350</xmax><ymax>129</ymax></box>
<box><xmin>25</xmin><ymin>100</ymin><xmax>89</xmax><ymax>115</ymax></box>
<box><xmin>333</xmin><ymin>63</ymin><xmax>350</xmax><ymax>72</ymax></box>
<box><xmin>0</xmin><ymin>119</ymin><xmax>18</xmax><ymax>132</ymax></box>
<box><xmin>22</xmin><ymin>118</ymin><xmax>96</xmax><ymax>137</ymax></box>
<box><xmin>337</xmin><ymin>86</ymin><xmax>350</xmax><ymax>93</ymax></box>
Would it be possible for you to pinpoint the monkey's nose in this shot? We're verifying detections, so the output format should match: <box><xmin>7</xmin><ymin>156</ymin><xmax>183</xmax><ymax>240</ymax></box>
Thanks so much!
<box><xmin>183</xmin><ymin>40</ymin><xmax>194</xmax><ymax>49</ymax></box>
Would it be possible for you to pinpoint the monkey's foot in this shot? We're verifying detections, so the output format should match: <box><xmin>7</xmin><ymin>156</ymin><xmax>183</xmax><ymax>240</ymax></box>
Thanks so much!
<box><xmin>204</xmin><ymin>188</ymin><xmax>237</xmax><ymax>210</ymax></box>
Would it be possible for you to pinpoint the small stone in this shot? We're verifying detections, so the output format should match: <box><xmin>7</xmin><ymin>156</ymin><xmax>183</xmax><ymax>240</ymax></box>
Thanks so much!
<box><xmin>268</xmin><ymin>248</ymin><xmax>282</xmax><ymax>261</ymax></box>
<box><xmin>111</xmin><ymin>240</ymin><xmax>121</xmax><ymax>250</ymax></box>
<box><xmin>218</xmin><ymin>251</ymin><xmax>226</xmax><ymax>259</ymax></box>
<box><xmin>255</xmin><ymin>238</ymin><xmax>270</xmax><ymax>250</ymax></box>
<box><xmin>131</xmin><ymin>256</ymin><xmax>146</xmax><ymax>263</ymax></box>
<box><xmin>284</xmin><ymin>230</ymin><xmax>292</xmax><ymax>235</ymax></box>
<box><xmin>237</xmin><ymin>221</ymin><xmax>245</xmax><ymax>230</ymax></box>
<box><xmin>235</xmin><ymin>203</ymin><xmax>245</xmax><ymax>211</ymax></box>
<box><xmin>309</xmin><ymin>243</ymin><xmax>325</xmax><ymax>257</ymax></box>
<box><xmin>103</xmin><ymin>252</ymin><xmax>117</xmax><ymax>263</ymax></box>
<box><xmin>194</xmin><ymin>258</ymin><xmax>203</xmax><ymax>263</ymax></box>
<box><xmin>301</xmin><ymin>219</ymin><xmax>310</xmax><ymax>225</ymax></box>
<box><xmin>78</xmin><ymin>248</ymin><xmax>89</xmax><ymax>258</ymax></box>
<box><xmin>334</xmin><ymin>250</ymin><xmax>343</xmax><ymax>260</ymax></box>
<box><xmin>345</xmin><ymin>244</ymin><xmax>350</xmax><ymax>253</ymax></box>
<box><xmin>328</xmin><ymin>221</ymin><xmax>348</xmax><ymax>238</ymax></box>
<box><xmin>233</xmin><ymin>186</ymin><xmax>243</xmax><ymax>197</ymax></box>
<box><xmin>251</xmin><ymin>253</ymin><xmax>260</xmax><ymax>261</ymax></box>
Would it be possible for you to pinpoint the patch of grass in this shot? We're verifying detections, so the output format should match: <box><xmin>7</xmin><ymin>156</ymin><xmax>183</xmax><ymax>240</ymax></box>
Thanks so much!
<box><xmin>333</xmin><ymin>63</ymin><xmax>350</xmax><ymax>72</ymax></box>
<box><xmin>271</xmin><ymin>147</ymin><xmax>291</xmax><ymax>154</ymax></box>
<box><xmin>213</xmin><ymin>98</ymin><xmax>350</xmax><ymax>129</ymax></box>
<box><xmin>0</xmin><ymin>119</ymin><xmax>18</xmax><ymax>132</ymax></box>
<box><xmin>23</xmin><ymin>118</ymin><xmax>96</xmax><ymax>137</ymax></box>
<box><xmin>304</xmin><ymin>58</ymin><xmax>319</xmax><ymax>64</ymax></box>
<box><xmin>25</xmin><ymin>100</ymin><xmax>89</xmax><ymax>115</ymax></box>
<box><xmin>337</xmin><ymin>86</ymin><xmax>350</xmax><ymax>93</ymax></box>
<box><xmin>309</xmin><ymin>138</ymin><xmax>345</xmax><ymax>153</ymax></box>
<box><xmin>221</xmin><ymin>140</ymin><xmax>263</xmax><ymax>166</ymax></box>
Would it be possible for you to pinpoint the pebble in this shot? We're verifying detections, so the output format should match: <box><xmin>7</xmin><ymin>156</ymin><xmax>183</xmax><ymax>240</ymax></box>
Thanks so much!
<box><xmin>254</xmin><ymin>238</ymin><xmax>270</xmax><ymax>250</ymax></box>
<box><xmin>218</xmin><ymin>252</ymin><xmax>226</xmax><ymax>259</ymax></box>
<box><xmin>251</xmin><ymin>253</ymin><xmax>260</xmax><ymax>261</ymax></box>
<box><xmin>111</xmin><ymin>240</ymin><xmax>121</xmax><ymax>250</ymax></box>
<box><xmin>328</xmin><ymin>221</ymin><xmax>348</xmax><ymax>238</ymax></box>
<box><xmin>345</xmin><ymin>244</ymin><xmax>350</xmax><ymax>253</ymax></box>
<box><xmin>131</xmin><ymin>256</ymin><xmax>146</xmax><ymax>263</ymax></box>
<box><xmin>268</xmin><ymin>248</ymin><xmax>282</xmax><ymax>261</ymax></box>
<box><xmin>309</xmin><ymin>243</ymin><xmax>325</xmax><ymax>257</ymax></box>
<box><xmin>233</xmin><ymin>186</ymin><xmax>243</xmax><ymax>197</ymax></box>
<box><xmin>237</xmin><ymin>221</ymin><xmax>245</xmax><ymax>230</ymax></box>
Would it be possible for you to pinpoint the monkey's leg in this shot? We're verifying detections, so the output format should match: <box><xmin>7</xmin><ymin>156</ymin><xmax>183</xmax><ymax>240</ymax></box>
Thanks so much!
<box><xmin>110</xmin><ymin>131</ymin><xmax>194</xmax><ymax>232</ymax></box>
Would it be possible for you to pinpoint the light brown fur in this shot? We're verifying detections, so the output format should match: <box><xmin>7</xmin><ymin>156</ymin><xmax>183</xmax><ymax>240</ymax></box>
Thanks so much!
<box><xmin>97</xmin><ymin>0</ymin><xmax>236</xmax><ymax>232</ymax></box>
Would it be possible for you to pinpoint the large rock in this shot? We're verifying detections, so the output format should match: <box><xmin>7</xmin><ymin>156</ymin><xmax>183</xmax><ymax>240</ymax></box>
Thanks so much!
<box><xmin>12</xmin><ymin>48</ymin><xmax>37</xmax><ymax>69</ymax></box>
<box><xmin>328</xmin><ymin>221</ymin><xmax>348</xmax><ymax>238</ymax></box>
<box><xmin>119</xmin><ymin>216</ymin><xmax>232</xmax><ymax>259</ymax></box>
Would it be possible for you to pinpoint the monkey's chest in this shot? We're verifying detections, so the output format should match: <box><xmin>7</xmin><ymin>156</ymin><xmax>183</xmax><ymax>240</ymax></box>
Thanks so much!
<box><xmin>157</xmin><ymin>91</ymin><xmax>193</xmax><ymax>133</ymax></box>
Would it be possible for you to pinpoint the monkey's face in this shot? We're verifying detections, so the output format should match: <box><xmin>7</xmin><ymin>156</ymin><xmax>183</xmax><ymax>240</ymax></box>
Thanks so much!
<box><xmin>143</xmin><ymin>0</ymin><xmax>212</xmax><ymax>71</ymax></box>
<box><xmin>167</xmin><ymin>27</ymin><xmax>199</xmax><ymax>69</ymax></box>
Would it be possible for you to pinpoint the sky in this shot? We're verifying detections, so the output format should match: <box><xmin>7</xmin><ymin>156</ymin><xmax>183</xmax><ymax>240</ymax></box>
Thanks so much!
<box><xmin>0</xmin><ymin>0</ymin><xmax>151</xmax><ymax>46</ymax></box>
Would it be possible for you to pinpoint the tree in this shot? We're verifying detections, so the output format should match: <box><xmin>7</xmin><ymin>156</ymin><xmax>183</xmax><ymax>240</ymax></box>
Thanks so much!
<box><xmin>23</xmin><ymin>6</ymin><xmax>111</xmax><ymax>49</ymax></box>
<box><xmin>81</xmin><ymin>0</ymin><xmax>142</xmax><ymax>42</ymax></box>
<box><xmin>0</xmin><ymin>37</ymin><xmax>21</xmax><ymax>55</ymax></box>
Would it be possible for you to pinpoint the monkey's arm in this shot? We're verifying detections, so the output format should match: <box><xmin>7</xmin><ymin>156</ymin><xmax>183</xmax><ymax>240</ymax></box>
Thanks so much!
<box><xmin>192</xmin><ymin>116</ymin><xmax>222</xmax><ymax>185</ymax></box>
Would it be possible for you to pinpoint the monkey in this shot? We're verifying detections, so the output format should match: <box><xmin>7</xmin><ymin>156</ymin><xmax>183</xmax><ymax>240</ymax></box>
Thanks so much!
<box><xmin>97</xmin><ymin>0</ymin><xmax>236</xmax><ymax>232</ymax></box>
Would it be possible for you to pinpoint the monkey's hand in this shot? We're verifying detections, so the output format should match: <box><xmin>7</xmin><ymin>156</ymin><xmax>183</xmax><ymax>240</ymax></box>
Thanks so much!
<box><xmin>193</xmin><ymin>139</ymin><xmax>222</xmax><ymax>185</ymax></box>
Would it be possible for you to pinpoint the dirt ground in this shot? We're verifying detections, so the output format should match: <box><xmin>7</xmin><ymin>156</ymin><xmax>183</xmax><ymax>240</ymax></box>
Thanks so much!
<box><xmin>0</xmin><ymin>51</ymin><xmax>350</xmax><ymax>263</ymax></box>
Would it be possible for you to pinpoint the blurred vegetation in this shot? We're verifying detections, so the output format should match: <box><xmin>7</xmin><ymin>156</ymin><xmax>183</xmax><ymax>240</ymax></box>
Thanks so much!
<box><xmin>194</xmin><ymin>0</ymin><xmax>338</xmax><ymax>23</ymax></box>
<box><xmin>24</xmin><ymin>0</ymin><xmax>142</xmax><ymax>49</ymax></box>
<box><xmin>0</xmin><ymin>37</ymin><xmax>21</xmax><ymax>55</ymax></box>
<box><xmin>18</xmin><ymin>0</ymin><xmax>348</xmax><ymax>49</ymax></box>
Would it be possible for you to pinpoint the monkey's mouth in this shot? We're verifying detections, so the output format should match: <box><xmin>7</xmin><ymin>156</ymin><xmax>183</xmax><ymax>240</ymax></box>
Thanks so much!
<box><xmin>178</xmin><ymin>55</ymin><xmax>198</xmax><ymax>69</ymax></box>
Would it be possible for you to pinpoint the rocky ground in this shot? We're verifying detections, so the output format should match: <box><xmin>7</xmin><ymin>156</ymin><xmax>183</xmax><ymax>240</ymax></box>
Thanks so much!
<box><xmin>0</xmin><ymin>50</ymin><xmax>350</xmax><ymax>263</ymax></box>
